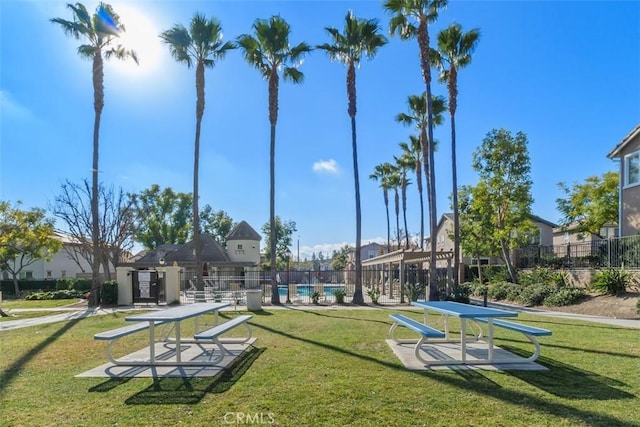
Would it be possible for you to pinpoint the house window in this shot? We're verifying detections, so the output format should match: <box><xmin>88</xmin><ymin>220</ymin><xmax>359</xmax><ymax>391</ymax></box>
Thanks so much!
<box><xmin>46</xmin><ymin>271</ymin><xmax>52</xmax><ymax>278</ymax></box>
<box><xmin>367</xmin><ymin>250</ymin><xmax>376</xmax><ymax>259</ymax></box>
<box><xmin>61</xmin><ymin>270</ymin><xmax>67</xmax><ymax>278</ymax></box>
<box><xmin>237</xmin><ymin>244</ymin><xmax>243</xmax><ymax>250</ymax></box>
<box><xmin>19</xmin><ymin>271</ymin><xmax>33</xmax><ymax>280</ymax></box>
<box><xmin>624</xmin><ymin>151</ymin><xmax>640</xmax><ymax>187</ymax></box>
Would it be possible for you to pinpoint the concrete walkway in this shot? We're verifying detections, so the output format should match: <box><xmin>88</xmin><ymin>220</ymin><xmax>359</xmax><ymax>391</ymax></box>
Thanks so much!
<box><xmin>1</xmin><ymin>300</ymin><xmax>639</xmax><ymax>332</ymax></box>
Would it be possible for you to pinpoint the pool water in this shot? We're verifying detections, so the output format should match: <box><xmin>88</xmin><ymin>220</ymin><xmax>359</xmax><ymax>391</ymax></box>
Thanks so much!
<box><xmin>277</xmin><ymin>285</ymin><xmax>344</xmax><ymax>297</ymax></box>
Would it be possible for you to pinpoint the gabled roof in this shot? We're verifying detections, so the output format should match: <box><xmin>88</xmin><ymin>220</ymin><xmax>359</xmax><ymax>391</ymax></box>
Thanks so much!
<box><xmin>528</xmin><ymin>214</ymin><xmax>557</xmax><ymax>228</ymax></box>
<box><xmin>227</xmin><ymin>220</ymin><xmax>261</xmax><ymax>241</ymax></box>
<box><xmin>165</xmin><ymin>234</ymin><xmax>230</xmax><ymax>265</ymax></box>
<box><xmin>607</xmin><ymin>124</ymin><xmax>640</xmax><ymax>159</ymax></box>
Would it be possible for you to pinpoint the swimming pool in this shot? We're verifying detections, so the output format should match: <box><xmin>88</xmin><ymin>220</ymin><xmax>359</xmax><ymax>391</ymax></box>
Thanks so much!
<box><xmin>277</xmin><ymin>284</ymin><xmax>344</xmax><ymax>297</ymax></box>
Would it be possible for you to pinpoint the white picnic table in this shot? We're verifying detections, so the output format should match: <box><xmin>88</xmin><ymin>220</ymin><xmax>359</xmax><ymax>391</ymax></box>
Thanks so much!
<box><xmin>411</xmin><ymin>301</ymin><xmax>519</xmax><ymax>365</ymax></box>
<box><xmin>123</xmin><ymin>302</ymin><xmax>230</xmax><ymax>366</ymax></box>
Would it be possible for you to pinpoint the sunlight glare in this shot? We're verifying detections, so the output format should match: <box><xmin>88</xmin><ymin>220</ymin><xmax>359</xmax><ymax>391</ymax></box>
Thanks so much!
<box><xmin>109</xmin><ymin>5</ymin><xmax>163</xmax><ymax>76</ymax></box>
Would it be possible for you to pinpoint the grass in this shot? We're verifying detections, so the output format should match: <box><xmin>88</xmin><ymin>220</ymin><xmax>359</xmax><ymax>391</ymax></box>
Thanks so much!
<box><xmin>0</xmin><ymin>298</ymin><xmax>82</xmax><ymax>322</ymax></box>
<box><xmin>1</xmin><ymin>307</ymin><xmax>638</xmax><ymax>426</ymax></box>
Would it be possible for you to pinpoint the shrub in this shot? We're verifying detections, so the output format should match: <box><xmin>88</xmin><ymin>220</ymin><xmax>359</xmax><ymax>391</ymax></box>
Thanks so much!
<box><xmin>516</xmin><ymin>283</ymin><xmax>553</xmax><ymax>306</ymax></box>
<box><xmin>55</xmin><ymin>278</ymin><xmax>75</xmax><ymax>291</ymax></box>
<box><xmin>332</xmin><ymin>288</ymin><xmax>346</xmax><ymax>304</ymax></box>
<box><xmin>543</xmin><ymin>287</ymin><xmax>586</xmax><ymax>307</ymax></box>
<box><xmin>637</xmin><ymin>299</ymin><xmax>640</xmax><ymax>315</ymax></box>
<box><xmin>488</xmin><ymin>281</ymin><xmax>519</xmax><ymax>301</ymax></box>
<box><xmin>367</xmin><ymin>287</ymin><xmax>380</xmax><ymax>304</ymax></box>
<box><xmin>25</xmin><ymin>289</ymin><xmax>84</xmax><ymax>300</ymax></box>
<box><xmin>446</xmin><ymin>284</ymin><xmax>470</xmax><ymax>304</ymax></box>
<box><xmin>404</xmin><ymin>282</ymin><xmax>426</xmax><ymax>302</ymax></box>
<box><xmin>100</xmin><ymin>281</ymin><xmax>119</xmax><ymax>305</ymax></box>
<box><xmin>311</xmin><ymin>291</ymin><xmax>321</xmax><ymax>304</ymax></box>
<box><xmin>591</xmin><ymin>269</ymin><xmax>629</xmax><ymax>296</ymax></box>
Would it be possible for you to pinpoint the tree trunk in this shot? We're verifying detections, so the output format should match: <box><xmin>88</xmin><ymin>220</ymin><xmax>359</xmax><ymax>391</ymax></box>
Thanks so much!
<box><xmin>402</xmin><ymin>178</ymin><xmax>409</xmax><ymax>249</ymax></box>
<box><xmin>347</xmin><ymin>62</ymin><xmax>364</xmax><ymax>304</ymax></box>
<box><xmin>394</xmin><ymin>190</ymin><xmax>400</xmax><ymax>250</ymax></box>
<box><xmin>418</xmin><ymin>17</ymin><xmax>439</xmax><ymax>301</ymax></box>
<box><xmin>90</xmin><ymin>50</ymin><xmax>104</xmax><ymax>307</ymax></box>
<box><xmin>269</xmin><ymin>71</ymin><xmax>280</xmax><ymax>304</ymax></box>
<box><xmin>451</xmin><ymin>112</ymin><xmax>460</xmax><ymax>289</ymax></box>
<box><xmin>500</xmin><ymin>239</ymin><xmax>518</xmax><ymax>283</ymax></box>
<box><xmin>193</xmin><ymin>62</ymin><xmax>205</xmax><ymax>291</ymax></box>
<box><xmin>384</xmin><ymin>190</ymin><xmax>390</xmax><ymax>253</ymax></box>
<box><xmin>416</xmin><ymin>163</ymin><xmax>424</xmax><ymax>249</ymax></box>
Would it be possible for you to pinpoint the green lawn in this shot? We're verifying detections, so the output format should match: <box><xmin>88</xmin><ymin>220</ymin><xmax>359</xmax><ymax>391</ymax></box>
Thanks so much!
<box><xmin>1</xmin><ymin>307</ymin><xmax>638</xmax><ymax>426</ymax></box>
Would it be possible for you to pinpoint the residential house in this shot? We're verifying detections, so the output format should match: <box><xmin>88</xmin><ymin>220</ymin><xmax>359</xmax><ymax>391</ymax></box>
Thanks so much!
<box><xmin>1</xmin><ymin>231</ymin><xmax>107</xmax><ymax>281</ymax></box>
<box><xmin>130</xmin><ymin>220</ymin><xmax>261</xmax><ymax>275</ymax></box>
<box><xmin>346</xmin><ymin>242</ymin><xmax>384</xmax><ymax>269</ymax></box>
<box><xmin>432</xmin><ymin>213</ymin><xmax>557</xmax><ymax>268</ymax></box>
<box><xmin>607</xmin><ymin>123</ymin><xmax>640</xmax><ymax>236</ymax></box>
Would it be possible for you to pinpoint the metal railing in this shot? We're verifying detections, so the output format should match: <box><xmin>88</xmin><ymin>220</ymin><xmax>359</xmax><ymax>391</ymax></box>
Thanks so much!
<box><xmin>177</xmin><ymin>268</ymin><xmax>448</xmax><ymax>305</ymax></box>
<box><xmin>514</xmin><ymin>235</ymin><xmax>640</xmax><ymax>269</ymax></box>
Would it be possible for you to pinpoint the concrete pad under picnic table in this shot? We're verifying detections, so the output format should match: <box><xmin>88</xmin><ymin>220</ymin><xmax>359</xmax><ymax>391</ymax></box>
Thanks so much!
<box><xmin>77</xmin><ymin>338</ymin><xmax>257</xmax><ymax>378</ymax></box>
<box><xmin>386</xmin><ymin>340</ymin><xmax>549</xmax><ymax>371</ymax></box>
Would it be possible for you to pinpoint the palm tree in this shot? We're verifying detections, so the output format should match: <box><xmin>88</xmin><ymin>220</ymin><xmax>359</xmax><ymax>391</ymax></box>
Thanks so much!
<box><xmin>395</xmin><ymin>154</ymin><xmax>413</xmax><ymax>249</ymax></box>
<box><xmin>395</xmin><ymin>94</ymin><xmax>447</xmax><ymax>252</ymax></box>
<box><xmin>51</xmin><ymin>3</ymin><xmax>138</xmax><ymax>307</ymax></box>
<box><xmin>387</xmin><ymin>167</ymin><xmax>402</xmax><ymax>250</ymax></box>
<box><xmin>317</xmin><ymin>11</ymin><xmax>387</xmax><ymax>304</ymax></box>
<box><xmin>385</xmin><ymin>0</ymin><xmax>447</xmax><ymax>300</ymax></box>
<box><xmin>370</xmin><ymin>162</ymin><xmax>394</xmax><ymax>253</ymax></box>
<box><xmin>399</xmin><ymin>135</ymin><xmax>424</xmax><ymax>247</ymax></box>
<box><xmin>160</xmin><ymin>14</ymin><xmax>234</xmax><ymax>291</ymax></box>
<box><xmin>431</xmin><ymin>23</ymin><xmax>480</xmax><ymax>289</ymax></box>
<box><xmin>236</xmin><ymin>16</ymin><xmax>311</xmax><ymax>304</ymax></box>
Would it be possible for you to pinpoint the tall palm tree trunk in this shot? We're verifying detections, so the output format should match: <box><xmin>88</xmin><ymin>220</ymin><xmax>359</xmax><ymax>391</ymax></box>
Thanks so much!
<box><xmin>348</xmin><ymin>62</ymin><xmax>364</xmax><ymax>304</ymax></box>
<box><xmin>416</xmin><ymin>164</ymin><xmax>424</xmax><ymax>249</ymax></box>
<box><xmin>90</xmin><ymin>51</ymin><xmax>104</xmax><ymax>307</ymax></box>
<box><xmin>269</xmin><ymin>71</ymin><xmax>280</xmax><ymax>304</ymax></box>
<box><xmin>384</xmin><ymin>190</ymin><xmax>391</xmax><ymax>252</ymax></box>
<box><xmin>451</xmin><ymin>112</ymin><xmax>460</xmax><ymax>288</ymax></box>
<box><xmin>402</xmin><ymin>179</ymin><xmax>409</xmax><ymax>248</ymax></box>
<box><xmin>418</xmin><ymin>17</ymin><xmax>439</xmax><ymax>301</ymax></box>
<box><xmin>193</xmin><ymin>62</ymin><xmax>205</xmax><ymax>290</ymax></box>
<box><xmin>394</xmin><ymin>190</ymin><xmax>400</xmax><ymax>249</ymax></box>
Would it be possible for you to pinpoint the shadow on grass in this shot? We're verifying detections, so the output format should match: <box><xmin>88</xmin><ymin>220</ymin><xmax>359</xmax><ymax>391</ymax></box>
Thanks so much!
<box><xmin>0</xmin><ymin>316</ymin><xmax>84</xmax><ymax>398</ymax></box>
<box><xmin>501</xmin><ymin>347</ymin><xmax>634</xmax><ymax>400</ymax></box>
<box><xmin>120</xmin><ymin>346</ymin><xmax>264</xmax><ymax>405</ymax></box>
<box><xmin>496</xmin><ymin>336</ymin><xmax>639</xmax><ymax>360</ymax></box>
<box><xmin>426</xmin><ymin>368</ymin><xmax>637</xmax><ymax>427</ymax></box>
<box><xmin>279</xmin><ymin>307</ymin><xmax>392</xmax><ymax>326</ymax></box>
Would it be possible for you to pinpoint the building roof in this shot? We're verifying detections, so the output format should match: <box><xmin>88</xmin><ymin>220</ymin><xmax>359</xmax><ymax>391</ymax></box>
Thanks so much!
<box><xmin>607</xmin><ymin>124</ymin><xmax>640</xmax><ymax>159</ymax></box>
<box><xmin>227</xmin><ymin>220</ymin><xmax>261</xmax><ymax>241</ymax></box>
<box><xmin>528</xmin><ymin>214</ymin><xmax>557</xmax><ymax>228</ymax></box>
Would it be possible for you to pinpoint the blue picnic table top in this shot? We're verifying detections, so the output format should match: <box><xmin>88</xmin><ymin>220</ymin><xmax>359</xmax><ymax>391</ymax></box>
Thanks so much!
<box><xmin>412</xmin><ymin>301</ymin><xmax>518</xmax><ymax>319</ymax></box>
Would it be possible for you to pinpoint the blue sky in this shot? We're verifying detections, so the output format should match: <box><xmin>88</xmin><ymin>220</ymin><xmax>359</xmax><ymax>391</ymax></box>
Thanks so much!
<box><xmin>1</xmin><ymin>0</ymin><xmax>639</xmax><ymax>261</ymax></box>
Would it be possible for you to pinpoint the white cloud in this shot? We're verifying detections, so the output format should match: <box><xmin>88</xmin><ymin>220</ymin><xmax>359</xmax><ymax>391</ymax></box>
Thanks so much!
<box><xmin>0</xmin><ymin>90</ymin><xmax>35</xmax><ymax>121</ymax></box>
<box><xmin>312</xmin><ymin>159</ymin><xmax>339</xmax><ymax>174</ymax></box>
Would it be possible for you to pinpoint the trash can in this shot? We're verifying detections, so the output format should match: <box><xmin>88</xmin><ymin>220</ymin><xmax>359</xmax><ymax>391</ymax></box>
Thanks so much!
<box><xmin>245</xmin><ymin>289</ymin><xmax>262</xmax><ymax>311</ymax></box>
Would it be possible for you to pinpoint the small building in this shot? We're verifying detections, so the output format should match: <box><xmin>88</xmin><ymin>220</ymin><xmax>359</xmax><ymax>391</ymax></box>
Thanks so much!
<box><xmin>607</xmin><ymin>123</ymin><xmax>640</xmax><ymax>237</ymax></box>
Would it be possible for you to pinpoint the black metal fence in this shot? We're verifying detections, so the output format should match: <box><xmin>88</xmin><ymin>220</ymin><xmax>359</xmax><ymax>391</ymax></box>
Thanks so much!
<box><xmin>178</xmin><ymin>267</ymin><xmax>449</xmax><ymax>305</ymax></box>
<box><xmin>514</xmin><ymin>235</ymin><xmax>640</xmax><ymax>269</ymax></box>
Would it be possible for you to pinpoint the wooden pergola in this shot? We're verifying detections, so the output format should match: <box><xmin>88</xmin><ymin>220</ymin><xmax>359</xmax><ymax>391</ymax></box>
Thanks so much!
<box><xmin>361</xmin><ymin>248</ymin><xmax>454</xmax><ymax>301</ymax></box>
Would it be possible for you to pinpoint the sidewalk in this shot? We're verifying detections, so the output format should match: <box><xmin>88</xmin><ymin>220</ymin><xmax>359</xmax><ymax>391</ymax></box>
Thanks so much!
<box><xmin>1</xmin><ymin>301</ymin><xmax>639</xmax><ymax>331</ymax></box>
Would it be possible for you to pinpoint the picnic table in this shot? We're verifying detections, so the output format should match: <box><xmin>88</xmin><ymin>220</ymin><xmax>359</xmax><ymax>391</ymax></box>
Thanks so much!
<box><xmin>95</xmin><ymin>302</ymin><xmax>255</xmax><ymax>367</ymax></box>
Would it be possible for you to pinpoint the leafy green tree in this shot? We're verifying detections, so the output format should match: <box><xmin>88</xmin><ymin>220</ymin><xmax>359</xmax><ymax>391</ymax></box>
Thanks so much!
<box><xmin>330</xmin><ymin>245</ymin><xmax>352</xmax><ymax>270</ymax></box>
<box><xmin>556</xmin><ymin>171</ymin><xmax>619</xmax><ymax>237</ymax></box>
<box><xmin>51</xmin><ymin>2</ymin><xmax>138</xmax><ymax>306</ymax></box>
<box><xmin>237</xmin><ymin>16</ymin><xmax>311</xmax><ymax>304</ymax></box>
<box><xmin>431</xmin><ymin>23</ymin><xmax>480</xmax><ymax>288</ymax></box>
<box><xmin>129</xmin><ymin>185</ymin><xmax>193</xmax><ymax>249</ymax></box>
<box><xmin>370</xmin><ymin>162</ymin><xmax>395</xmax><ymax>252</ymax></box>
<box><xmin>261</xmin><ymin>217</ymin><xmax>297</xmax><ymax>270</ymax></box>
<box><xmin>200</xmin><ymin>207</ymin><xmax>235</xmax><ymax>247</ymax></box>
<box><xmin>160</xmin><ymin>13</ymin><xmax>234</xmax><ymax>290</ymax></box>
<box><xmin>0</xmin><ymin>201</ymin><xmax>62</xmax><ymax>295</ymax></box>
<box><xmin>471</xmin><ymin>129</ymin><xmax>535</xmax><ymax>283</ymax></box>
<box><xmin>385</xmin><ymin>0</ymin><xmax>448</xmax><ymax>300</ymax></box>
<box><xmin>458</xmin><ymin>184</ymin><xmax>500</xmax><ymax>286</ymax></box>
<box><xmin>317</xmin><ymin>11</ymin><xmax>387</xmax><ymax>304</ymax></box>
<box><xmin>395</xmin><ymin>94</ymin><xmax>447</xmax><ymax>251</ymax></box>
